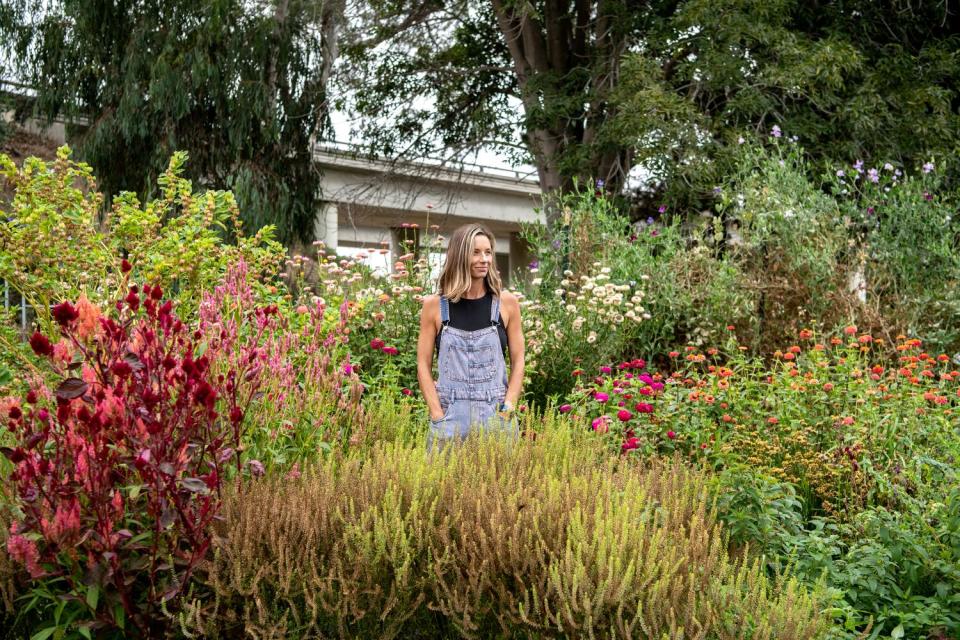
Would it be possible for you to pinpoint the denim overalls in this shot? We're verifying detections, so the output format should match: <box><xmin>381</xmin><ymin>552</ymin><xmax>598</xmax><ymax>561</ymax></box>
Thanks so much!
<box><xmin>428</xmin><ymin>294</ymin><xmax>512</xmax><ymax>448</ymax></box>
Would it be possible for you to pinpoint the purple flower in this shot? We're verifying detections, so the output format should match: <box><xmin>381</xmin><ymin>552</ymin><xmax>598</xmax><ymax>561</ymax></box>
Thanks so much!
<box><xmin>658</xmin><ymin>205</ymin><xmax>667</xmax><ymax>214</ymax></box>
<box><xmin>712</xmin><ymin>186</ymin><xmax>722</xmax><ymax>196</ymax></box>
<box><xmin>596</xmin><ymin>178</ymin><xmax>605</xmax><ymax>188</ymax></box>
<box><xmin>853</xmin><ymin>160</ymin><xmax>864</xmax><ymax>172</ymax></box>
<box><xmin>770</xmin><ymin>125</ymin><xmax>782</xmax><ymax>138</ymax></box>
<box><xmin>528</xmin><ymin>260</ymin><xmax>539</xmax><ymax>270</ymax></box>
<box><xmin>646</xmin><ymin>216</ymin><xmax>655</xmax><ymax>225</ymax></box>
<box><xmin>923</xmin><ymin>162</ymin><xmax>935</xmax><ymax>174</ymax></box>
<box><xmin>883</xmin><ymin>162</ymin><xmax>894</xmax><ymax>171</ymax></box>
<box><xmin>925</xmin><ymin>192</ymin><xmax>933</xmax><ymax>201</ymax></box>
<box><xmin>559</xmin><ymin>404</ymin><xmax>572</xmax><ymax>414</ymax></box>
<box><xmin>650</xmin><ymin>230</ymin><xmax>659</xmax><ymax>237</ymax></box>
<box><xmin>868</xmin><ymin>168</ymin><xmax>879</xmax><ymax>184</ymax></box>
<box><xmin>836</xmin><ymin>169</ymin><xmax>845</xmax><ymax>178</ymax></box>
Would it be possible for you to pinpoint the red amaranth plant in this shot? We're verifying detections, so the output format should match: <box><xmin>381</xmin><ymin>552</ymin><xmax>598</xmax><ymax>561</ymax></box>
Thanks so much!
<box><xmin>2</xmin><ymin>277</ymin><xmax>268</xmax><ymax>635</ymax></box>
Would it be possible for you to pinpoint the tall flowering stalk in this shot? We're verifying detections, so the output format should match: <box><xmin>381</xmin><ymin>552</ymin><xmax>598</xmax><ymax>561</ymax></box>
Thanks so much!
<box><xmin>2</xmin><ymin>272</ymin><xmax>268</xmax><ymax>635</ymax></box>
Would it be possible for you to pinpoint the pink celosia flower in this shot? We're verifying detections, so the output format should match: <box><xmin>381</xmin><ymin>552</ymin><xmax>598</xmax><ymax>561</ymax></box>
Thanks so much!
<box><xmin>29</xmin><ymin>332</ymin><xmax>54</xmax><ymax>357</ymax></box>
<box><xmin>74</xmin><ymin>295</ymin><xmax>102</xmax><ymax>340</ymax></box>
<box><xmin>51</xmin><ymin>301</ymin><xmax>80</xmax><ymax>327</ymax></box>
<box><xmin>6</xmin><ymin>533</ymin><xmax>43</xmax><ymax>578</ymax></box>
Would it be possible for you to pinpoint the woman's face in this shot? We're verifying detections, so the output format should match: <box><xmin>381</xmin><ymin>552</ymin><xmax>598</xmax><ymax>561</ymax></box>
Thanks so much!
<box><xmin>469</xmin><ymin>234</ymin><xmax>493</xmax><ymax>280</ymax></box>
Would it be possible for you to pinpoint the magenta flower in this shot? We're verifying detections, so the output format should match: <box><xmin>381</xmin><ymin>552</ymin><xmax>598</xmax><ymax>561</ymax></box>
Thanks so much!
<box><xmin>591</xmin><ymin>416</ymin><xmax>611</xmax><ymax>433</ymax></box>
<box><xmin>634</xmin><ymin>402</ymin><xmax>654</xmax><ymax>413</ymax></box>
<box><xmin>770</xmin><ymin>125</ymin><xmax>782</xmax><ymax>138</ymax></box>
<box><xmin>621</xmin><ymin>437</ymin><xmax>640</xmax><ymax>453</ymax></box>
<box><xmin>923</xmin><ymin>161</ymin><xmax>934</xmax><ymax>173</ymax></box>
<box><xmin>370</xmin><ymin>338</ymin><xmax>385</xmax><ymax>350</ymax></box>
<box><xmin>600</xmin><ymin>366</ymin><xmax>612</xmax><ymax>374</ymax></box>
<box><xmin>382</xmin><ymin>346</ymin><xmax>399</xmax><ymax>356</ymax></box>
<box><xmin>593</xmin><ymin>392</ymin><xmax>609</xmax><ymax>403</ymax></box>
<box><xmin>617</xmin><ymin>409</ymin><xmax>632</xmax><ymax>422</ymax></box>
<box><xmin>666</xmin><ymin>430</ymin><xmax>676</xmax><ymax>439</ymax></box>
<box><xmin>401</xmin><ymin>388</ymin><xmax>413</xmax><ymax>396</ymax></box>
<box><xmin>559</xmin><ymin>404</ymin><xmax>572</xmax><ymax>413</ymax></box>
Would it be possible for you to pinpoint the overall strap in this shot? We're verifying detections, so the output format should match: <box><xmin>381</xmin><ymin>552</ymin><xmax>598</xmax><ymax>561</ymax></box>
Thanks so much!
<box><xmin>490</xmin><ymin>294</ymin><xmax>501</xmax><ymax>326</ymax></box>
<box><xmin>440</xmin><ymin>296</ymin><xmax>450</xmax><ymax>325</ymax></box>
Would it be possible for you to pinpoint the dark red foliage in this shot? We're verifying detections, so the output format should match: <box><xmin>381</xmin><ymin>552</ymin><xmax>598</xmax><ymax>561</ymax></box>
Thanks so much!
<box><xmin>3</xmin><ymin>285</ymin><xmax>268</xmax><ymax>635</ymax></box>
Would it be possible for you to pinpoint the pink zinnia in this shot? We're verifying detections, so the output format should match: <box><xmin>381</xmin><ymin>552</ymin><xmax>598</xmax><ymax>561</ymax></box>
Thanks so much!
<box><xmin>666</xmin><ymin>430</ymin><xmax>676</xmax><ymax>439</ymax></box>
<box><xmin>594</xmin><ymin>392</ymin><xmax>609</xmax><ymax>402</ymax></box>
<box><xmin>591</xmin><ymin>416</ymin><xmax>611</xmax><ymax>433</ymax></box>
<box><xmin>621</xmin><ymin>437</ymin><xmax>640</xmax><ymax>453</ymax></box>
<box><xmin>370</xmin><ymin>338</ymin><xmax>385</xmax><ymax>350</ymax></box>
<box><xmin>634</xmin><ymin>402</ymin><xmax>654</xmax><ymax>413</ymax></box>
<box><xmin>382</xmin><ymin>346</ymin><xmax>399</xmax><ymax>356</ymax></box>
<box><xmin>617</xmin><ymin>409</ymin><xmax>632</xmax><ymax>422</ymax></box>
<box><xmin>558</xmin><ymin>404</ymin><xmax>572</xmax><ymax>413</ymax></box>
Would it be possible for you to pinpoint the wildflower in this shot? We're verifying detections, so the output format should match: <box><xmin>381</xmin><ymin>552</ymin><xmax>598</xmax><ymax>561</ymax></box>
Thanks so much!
<box><xmin>823</xmin><ymin>382</ymin><xmax>834</xmax><ymax>392</ymax></box>
<box><xmin>634</xmin><ymin>402</ymin><xmax>653</xmax><ymax>413</ymax></box>
<box><xmin>559</xmin><ymin>404</ymin><xmax>572</xmax><ymax>413</ymax></box>
<box><xmin>737</xmin><ymin>136</ymin><xmax>745</xmax><ymax>144</ymax></box>
<box><xmin>668</xmin><ymin>351</ymin><xmax>679</xmax><ymax>358</ymax></box>
<box><xmin>923</xmin><ymin>161</ymin><xmax>934</xmax><ymax>173</ymax></box>
<box><xmin>799</xmin><ymin>328</ymin><xmax>813</xmax><ymax>340</ymax></box>
<box><xmin>342</xmin><ymin>363</ymin><xmax>353</xmax><ymax>376</ymax></box>
<box><xmin>853</xmin><ymin>160</ymin><xmax>863</xmax><ymax>172</ymax></box>
<box><xmin>836</xmin><ymin>169</ymin><xmax>845</xmax><ymax>178</ymax></box>
<box><xmin>596</xmin><ymin>178</ymin><xmax>605</xmax><ymax>188</ymax></box>
<box><xmin>594</xmin><ymin>392</ymin><xmax>609</xmax><ymax>403</ymax></box>
<box><xmin>770</xmin><ymin>125</ymin><xmax>782</xmax><ymax>138</ymax></box>
<box><xmin>767</xmin><ymin>417</ymin><xmax>779</xmax><ymax>425</ymax></box>
<box><xmin>587</xmin><ymin>331</ymin><xmax>597</xmax><ymax>344</ymax></box>
<box><xmin>713</xmin><ymin>186</ymin><xmax>722</xmax><ymax>196</ymax></box>
<box><xmin>721</xmin><ymin>414</ymin><xmax>732</xmax><ymax>423</ymax></box>
<box><xmin>246</xmin><ymin>459</ymin><xmax>266</xmax><ymax>478</ymax></box>
<box><xmin>666</xmin><ymin>430</ymin><xmax>676</xmax><ymax>439</ymax></box>
<box><xmin>617</xmin><ymin>409</ymin><xmax>632</xmax><ymax>422</ymax></box>
<box><xmin>843</xmin><ymin>325</ymin><xmax>858</xmax><ymax>336</ymax></box>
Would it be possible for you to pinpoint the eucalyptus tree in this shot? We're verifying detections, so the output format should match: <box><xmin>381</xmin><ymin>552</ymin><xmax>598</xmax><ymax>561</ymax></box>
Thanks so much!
<box><xmin>1</xmin><ymin>0</ymin><xmax>345</xmax><ymax>242</ymax></box>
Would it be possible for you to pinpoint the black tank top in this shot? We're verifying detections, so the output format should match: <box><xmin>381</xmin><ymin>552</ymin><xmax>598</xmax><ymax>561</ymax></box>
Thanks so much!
<box><xmin>436</xmin><ymin>291</ymin><xmax>509</xmax><ymax>354</ymax></box>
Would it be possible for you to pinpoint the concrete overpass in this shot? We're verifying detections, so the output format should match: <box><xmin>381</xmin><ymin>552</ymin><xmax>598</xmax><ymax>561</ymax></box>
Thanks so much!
<box><xmin>3</xmin><ymin>78</ymin><xmax>544</xmax><ymax>281</ymax></box>
<box><xmin>312</xmin><ymin>142</ymin><xmax>542</xmax><ymax>282</ymax></box>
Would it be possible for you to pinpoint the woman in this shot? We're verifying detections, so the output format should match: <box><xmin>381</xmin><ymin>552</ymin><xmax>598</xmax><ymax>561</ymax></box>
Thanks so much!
<box><xmin>416</xmin><ymin>223</ymin><xmax>525</xmax><ymax>448</ymax></box>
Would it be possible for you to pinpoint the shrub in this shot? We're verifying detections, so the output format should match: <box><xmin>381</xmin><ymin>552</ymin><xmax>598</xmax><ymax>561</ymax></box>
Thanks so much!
<box><xmin>1</xmin><ymin>277</ymin><xmax>270</xmax><ymax>636</ymax></box>
<box><xmin>0</xmin><ymin>148</ymin><xmax>284</xmax><ymax>336</ymax></box>
<box><xmin>184</xmin><ymin>419</ymin><xmax>828</xmax><ymax>639</ymax></box>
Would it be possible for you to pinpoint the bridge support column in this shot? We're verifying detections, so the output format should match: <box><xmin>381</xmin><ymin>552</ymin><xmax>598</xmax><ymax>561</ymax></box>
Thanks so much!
<box><xmin>391</xmin><ymin>225</ymin><xmax>420</xmax><ymax>266</ymax></box>
<box><xmin>509</xmin><ymin>232</ymin><xmax>533</xmax><ymax>286</ymax></box>
<box><xmin>314</xmin><ymin>202</ymin><xmax>339</xmax><ymax>251</ymax></box>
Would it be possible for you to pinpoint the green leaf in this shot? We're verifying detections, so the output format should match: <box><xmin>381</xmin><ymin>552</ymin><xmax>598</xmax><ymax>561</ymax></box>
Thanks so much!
<box><xmin>890</xmin><ymin>624</ymin><xmax>905</xmax><ymax>639</ymax></box>
<box><xmin>85</xmin><ymin>584</ymin><xmax>99</xmax><ymax>612</ymax></box>
<box><xmin>30</xmin><ymin>627</ymin><xmax>56</xmax><ymax>640</ymax></box>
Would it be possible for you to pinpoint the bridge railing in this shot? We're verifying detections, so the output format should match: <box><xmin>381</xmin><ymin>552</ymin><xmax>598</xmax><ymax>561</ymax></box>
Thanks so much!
<box><xmin>313</xmin><ymin>139</ymin><xmax>540</xmax><ymax>185</ymax></box>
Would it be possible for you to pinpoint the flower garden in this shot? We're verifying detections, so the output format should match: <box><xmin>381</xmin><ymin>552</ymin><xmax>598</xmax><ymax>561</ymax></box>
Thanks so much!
<box><xmin>1</xmin><ymin>138</ymin><xmax>958</xmax><ymax>639</ymax></box>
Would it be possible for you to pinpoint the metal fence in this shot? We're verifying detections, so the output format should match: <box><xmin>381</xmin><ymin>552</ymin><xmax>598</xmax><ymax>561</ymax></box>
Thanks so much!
<box><xmin>3</xmin><ymin>280</ymin><xmax>33</xmax><ymax>335</ymax></box>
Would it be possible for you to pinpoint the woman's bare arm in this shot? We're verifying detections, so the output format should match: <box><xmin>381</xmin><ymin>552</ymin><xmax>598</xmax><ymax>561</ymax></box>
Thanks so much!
<box><xmin>500</xmin><ymin>291</ymin><xmax>525</xmax><ymax>408</ymax></box>
<box><xmin>416</xmin><ymin>295</ymin><xmax>445</xmax><ymax>420</ymax></box>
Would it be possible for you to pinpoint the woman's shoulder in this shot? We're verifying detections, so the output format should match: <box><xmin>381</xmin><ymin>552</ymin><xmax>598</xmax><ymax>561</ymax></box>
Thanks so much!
<box><xmin>421</xmin><ymin>294</ymin><xmax>441</xmax><ymax>309</ymax></box>
<box><xmin>497</xmin><ymin>290</ymin><xmax>520</xmax><ymax>307</ymax></box>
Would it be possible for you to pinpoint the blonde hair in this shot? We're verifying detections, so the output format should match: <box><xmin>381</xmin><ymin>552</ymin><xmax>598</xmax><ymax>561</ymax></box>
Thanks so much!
<box><xmin>438</xmin><ymin>223</ymin><xmax>503</xmax><ymax>302</ymax></box>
